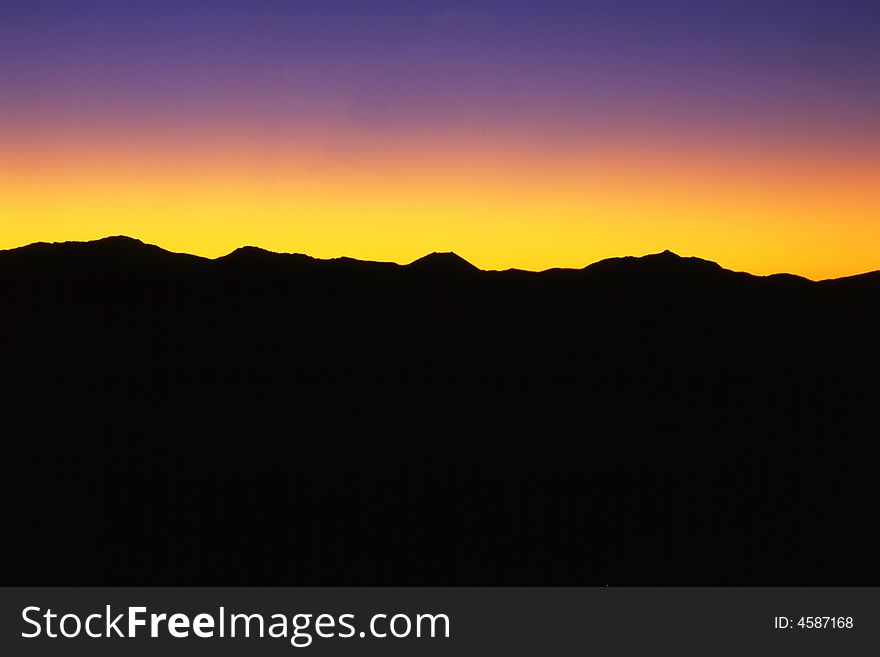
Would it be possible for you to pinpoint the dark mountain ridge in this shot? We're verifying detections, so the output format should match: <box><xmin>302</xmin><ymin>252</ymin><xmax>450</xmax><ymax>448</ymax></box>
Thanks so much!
<box><xmin>2</xmin><ymin>236</ymin><xmax>878</xmax><ymax>586</ymax></box>
<box><xmin>1</xmin><ymin>236</ymin><xmax>872</xmax><ymax>285</ymax></box>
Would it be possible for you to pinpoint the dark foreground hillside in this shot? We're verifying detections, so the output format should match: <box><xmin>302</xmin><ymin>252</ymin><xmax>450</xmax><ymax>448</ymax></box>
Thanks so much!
<box><xmin>2</xmin><ymin>237</ymin><xmax>878</xmax><ymax>584</ymax></box>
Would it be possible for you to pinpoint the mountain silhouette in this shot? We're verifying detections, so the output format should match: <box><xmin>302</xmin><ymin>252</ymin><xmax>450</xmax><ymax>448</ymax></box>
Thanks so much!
<box><xmin>408</xmin><ymin>251</ymin><xmax>480</xmax><ymax>274</ymax></box>
<box><xmin>2</xmin><ymin>237</ymin><xmax>879</xmax><ymax>586</ymax></box>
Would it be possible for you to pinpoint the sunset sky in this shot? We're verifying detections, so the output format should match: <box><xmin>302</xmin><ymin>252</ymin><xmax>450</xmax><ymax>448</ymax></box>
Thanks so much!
<box><xmin>1</xmin><ymin>0</ymin><xmax>879</xmax><ymax>279</ymax></box>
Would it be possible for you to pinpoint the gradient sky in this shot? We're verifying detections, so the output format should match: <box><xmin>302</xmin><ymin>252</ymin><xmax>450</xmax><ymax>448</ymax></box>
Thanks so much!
<box><xmin>2</xmin><ymin>0</ymin><xmax>879</xmax><ymax>278</ymax></box>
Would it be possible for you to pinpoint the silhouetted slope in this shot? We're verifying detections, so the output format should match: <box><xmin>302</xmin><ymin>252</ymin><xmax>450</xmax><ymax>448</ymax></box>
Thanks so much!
<box><xmin>2</xmin><ymin>237</ymin><xmax>879</xmax><ymax>585</ymax></box>
<box><xmin>2</xmin><ymin>235</ymin><xmax>204</xmax><ymax>267</ymax></box>
<box><xmin>584</xmin><ymin>249</ymin><xmax>726</xmax><ymax>275</ymax></box>
<box><xmin>408</xmin><ymin>251</ymin><xmax>480</xmax><ymax>274</ymax></box>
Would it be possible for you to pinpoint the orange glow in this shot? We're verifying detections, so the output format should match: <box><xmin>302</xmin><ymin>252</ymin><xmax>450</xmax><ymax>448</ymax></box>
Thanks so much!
<box><xmin>2</xmin><ymin>125</ymin><xmax>879</xmax><ymax>280</ymax></box>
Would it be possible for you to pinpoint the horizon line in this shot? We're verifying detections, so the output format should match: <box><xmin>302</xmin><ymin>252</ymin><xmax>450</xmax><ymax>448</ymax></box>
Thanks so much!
<box><xmin>4</xmin><ymin>235</ymin><xmax>880</xmax><ymax>284</ymax></box>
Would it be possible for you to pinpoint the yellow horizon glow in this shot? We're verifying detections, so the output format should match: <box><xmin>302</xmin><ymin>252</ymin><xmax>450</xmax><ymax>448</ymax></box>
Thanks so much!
<box><xmin>2</xmin><ymin>129</ymin><xmax>879</xmax><ymax>280</ymax></box>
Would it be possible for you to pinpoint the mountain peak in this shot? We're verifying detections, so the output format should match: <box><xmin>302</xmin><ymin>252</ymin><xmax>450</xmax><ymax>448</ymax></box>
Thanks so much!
<box><xmin>84</xmin><ymin>236</ymin><xmax>206</xmax><ymax>263</ymax></box>
<box><xmin>39</xmin><ymin>235</ymin><xmax>154</xmax><ymax>253</ymax></box>
<box><xmin>217</xmin><ymin>246</ymin><xmax>318</xmax><ymax>269</ymax></box>
<box><xmin>24</xmin><ymin>235</ymin><xmax>165</xmax><ymax>257</ymax></box>
<box><xmin>93</xmin><ymin>235</ymin><xmax>147</xmax><ymax>247</ymax></box>
<box><xmin>222</xmin><ymin>245</ymin><xmax>276</xmax><ymax>259</ymax></box>
<box><xmin>408</xmin><ymin>252</ymin><xmax>478</xmax><ymax>273</ymax></box>
<box><xmin>583</xmin><ymin>250</ymin><xmax>725</xmax><ymax>277</ymax></box>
